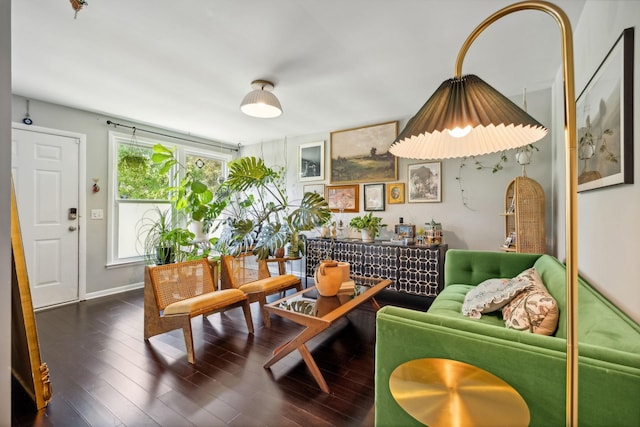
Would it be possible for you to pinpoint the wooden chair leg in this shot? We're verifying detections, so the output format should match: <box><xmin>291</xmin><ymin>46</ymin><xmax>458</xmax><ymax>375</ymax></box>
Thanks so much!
<box><xmin>182</xmin><ymin>321</ymin><xmax>196</xmax><ymax>364</ymax></box>
<box><xmin>259</xmin><ymin>294</ymin><xmax>271</xmax><ymax>328</ymax></box>
<box><xmin>241</xmin><ymin>301</ymin><xmax>255</xmax><ymax>334</ymax></box>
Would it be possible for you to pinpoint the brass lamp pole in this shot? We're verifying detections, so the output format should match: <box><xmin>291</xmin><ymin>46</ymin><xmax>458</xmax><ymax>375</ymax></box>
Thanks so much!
<box><xmin>389</xmin><ymin>1</ymin><xmax>578</xmax><ymax>425</ymax></box>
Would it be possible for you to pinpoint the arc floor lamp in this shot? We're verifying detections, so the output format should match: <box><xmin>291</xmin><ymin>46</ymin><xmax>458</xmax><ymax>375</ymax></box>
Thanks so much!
<box><xmin>389</xmin><ymin>1</ymin><xmax>578</xmax><ymax>425</ymax></box>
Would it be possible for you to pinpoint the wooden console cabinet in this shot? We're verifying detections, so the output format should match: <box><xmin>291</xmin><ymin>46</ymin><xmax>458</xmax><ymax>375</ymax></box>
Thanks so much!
<box><xmin>305</xmin><ymin>238</ymin><xmax>447</xmax><ymax>297</ymax></box>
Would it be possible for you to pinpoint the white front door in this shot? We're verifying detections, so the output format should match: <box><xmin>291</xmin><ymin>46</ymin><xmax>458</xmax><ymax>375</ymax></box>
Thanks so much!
<box><xmin>12</xmin><ymin>127</ymin><xmax>80</xmax><ymax>308</ymax></box>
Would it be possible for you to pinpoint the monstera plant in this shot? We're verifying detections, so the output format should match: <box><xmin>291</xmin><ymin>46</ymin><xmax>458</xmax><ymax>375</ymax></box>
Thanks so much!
<box><xmin>216</xmin><ymin>156</ymin><xmax>331</xmax><ymax>259</ymax></box>
<box><xmin>152</xmin><ymin>148</ymin><xmax>331</xmax><ymax>260</ymax></box>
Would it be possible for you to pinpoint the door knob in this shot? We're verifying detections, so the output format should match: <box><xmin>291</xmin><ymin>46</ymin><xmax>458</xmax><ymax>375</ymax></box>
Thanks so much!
<box><xmin>69</xmin><ymin>226</ymin><xmax>77</xmax><ymax>231</ymax></box>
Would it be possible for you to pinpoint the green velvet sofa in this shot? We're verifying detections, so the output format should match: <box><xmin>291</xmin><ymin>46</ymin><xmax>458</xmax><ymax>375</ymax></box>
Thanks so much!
<box><xmin>375</xmin><ymin>250</ymin><xmax>640</xmax><ymax>426</ymax></box>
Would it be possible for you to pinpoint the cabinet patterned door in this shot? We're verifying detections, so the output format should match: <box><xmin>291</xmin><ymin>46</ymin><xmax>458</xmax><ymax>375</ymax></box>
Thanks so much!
<box><xmin>362</xmin><ymin>244</ymin><xmax>398</xmax><ymax>287</ymax></box>
<box><xmin>398</xmin><ymin>246</ymin><xmax>443</xmax><ymax>297</ymax></box>
<box><xmin>334</xmin><ymin>240</ymin><xmax>365</xmax><ymax>277</ymax></box>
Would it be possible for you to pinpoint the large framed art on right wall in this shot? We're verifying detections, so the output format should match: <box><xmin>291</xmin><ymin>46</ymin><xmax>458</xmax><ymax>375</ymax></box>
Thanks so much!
<box><xmin>577</xmin><ymin>27</ymin><xmax>634</xmax><ymax>192</ymax></box>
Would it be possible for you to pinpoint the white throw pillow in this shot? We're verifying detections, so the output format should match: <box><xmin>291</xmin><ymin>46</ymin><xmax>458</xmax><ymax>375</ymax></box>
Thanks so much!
<box><xmin>461</xmin><ymin>268</ymin><xmax>538</xmax><ymax>319</ymax></box>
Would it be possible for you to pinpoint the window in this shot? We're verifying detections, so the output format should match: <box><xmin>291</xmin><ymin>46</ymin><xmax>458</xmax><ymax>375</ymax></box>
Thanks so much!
<box><xmin>107</xmin><ymin>131</ymin><xmax>230</xmax><ymax>266</ymax></box>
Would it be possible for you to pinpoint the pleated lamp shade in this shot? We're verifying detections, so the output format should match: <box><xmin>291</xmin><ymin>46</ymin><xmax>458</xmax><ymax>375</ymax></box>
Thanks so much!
<box><xmin>389</xmin><ymin>75</ymin><xmax>548</xmax><ymax>159</ymax></box>
<box><xmin>240</xmin><ymin>80</ymin><xmax>283</xmax><ymax>118</ymax></box>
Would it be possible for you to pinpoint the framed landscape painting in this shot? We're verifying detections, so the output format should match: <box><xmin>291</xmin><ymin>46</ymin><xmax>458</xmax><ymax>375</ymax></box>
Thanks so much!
<box><xmin>330</xmin><ymin>121</ymin><xmax>398</xmax><ymax>184</ymax></box>
<box><xmin>325</xmin><ymin>184</ymin><xmax>359</xmax><ymax>213</ymax></box>
<box><xmin>298</xmin><ymin>141</ymin><xmax>325</xmax><ymax>182</ymax></box>
<box><xmin>576</xmin><ymin>27</ymin><xmax>634</xmax><ymax>192</ymax></box>
<box><xmin>408</xmin><ymin>162</ymin><xmax>442</xmax><ymax>203</ymax></box>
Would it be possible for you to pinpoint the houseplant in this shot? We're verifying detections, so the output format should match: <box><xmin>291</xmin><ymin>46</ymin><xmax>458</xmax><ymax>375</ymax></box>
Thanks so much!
<box><xmin>349</xmin><ymin>212</ymin><xmax>386</xmax><ymax>243</ymax></box>
<box><xmin>152</xmin><ymin>144</ymin><xmax>212</xmax><ymax>219</ymax></box>
<box><xmin>216</xmin><ymin>156</ymin><xmax>331</xmax><ymax>259</ymax></box>
<box><xmin>136</xmin><ymin>207</ymin><xmax>196</xmax><ymax>264</ymax></box>
<box><xmin>151</xmin><ymin>144</ymin><xmax>226</xmax><ymax>240</ymax></box>
<box><xmin>150</xmin><ymin>148</ymin><xmax>331</xmax><ymax>260</ymax></box>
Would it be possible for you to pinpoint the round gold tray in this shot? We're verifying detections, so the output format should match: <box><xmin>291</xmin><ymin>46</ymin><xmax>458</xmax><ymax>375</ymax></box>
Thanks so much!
<box><xmin>389</xmin><ymin>358</ymin><xmax>530</xmax><ymax>426</ymax></box>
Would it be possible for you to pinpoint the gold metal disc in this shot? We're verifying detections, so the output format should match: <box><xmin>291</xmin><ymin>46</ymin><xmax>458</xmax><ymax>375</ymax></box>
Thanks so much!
<box><xmin>389</xmin><ymin>358</ymin><xmax>530</xmax><ymax>427</ymax></box>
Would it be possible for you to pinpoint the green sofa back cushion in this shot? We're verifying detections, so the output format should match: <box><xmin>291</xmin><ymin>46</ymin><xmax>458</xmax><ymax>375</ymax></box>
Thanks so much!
<box><xmin>442</xmin><ymin>250</ymin><xmax>640</xmax><ymax>354</ymax></box>
<box><xmin>444</xmin><ymin>249</ymin><xmax>541</xmax><ymax>287</ymax></box>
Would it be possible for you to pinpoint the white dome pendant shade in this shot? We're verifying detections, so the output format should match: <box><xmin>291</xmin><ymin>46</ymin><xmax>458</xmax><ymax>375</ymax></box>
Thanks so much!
<box><xmin>240</xmin><ymin>80</ymin><xmax>283</xmax><ymax>118</ymax></box>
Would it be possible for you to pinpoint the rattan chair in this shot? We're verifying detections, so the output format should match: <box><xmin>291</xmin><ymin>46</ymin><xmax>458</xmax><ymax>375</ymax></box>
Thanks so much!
<box><xmin>220</xmin><ymin>254</ymin><xmax>302</xmax><ymax>328</ymax></box>
<box><xmin>144</xmin><ymin>258</ymin><xmax>254</xmax><ymax>364</ymax></box>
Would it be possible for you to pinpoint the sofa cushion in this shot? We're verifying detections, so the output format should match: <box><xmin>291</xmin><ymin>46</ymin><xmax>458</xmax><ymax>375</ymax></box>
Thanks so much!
<box><xmin>429</xmin><ymin>284</ymin><xmax>506</xmax><ymax>328</ymax></box>
<box><xmin>502</xmin><ymin>269</ymin><xmax>558</xmax><ymax>335</ymax></box>
<box><xmin>461</xmin><ymin>268</ymin><xmax>537</xmax><ymax>319</ymax></box>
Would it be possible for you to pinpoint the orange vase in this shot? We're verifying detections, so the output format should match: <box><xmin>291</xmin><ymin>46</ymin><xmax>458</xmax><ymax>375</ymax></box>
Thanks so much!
<box><xmin>314</xmin><ymin>260</ymin><xmax>350</xmax><ymax>296</ymax></box>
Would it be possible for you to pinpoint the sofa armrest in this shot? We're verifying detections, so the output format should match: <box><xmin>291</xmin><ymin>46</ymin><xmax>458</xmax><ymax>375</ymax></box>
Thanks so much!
<box><xmin>375</xmin><ymin>305</ymin><xmax>640</xmax><ymax>427</ymax></box>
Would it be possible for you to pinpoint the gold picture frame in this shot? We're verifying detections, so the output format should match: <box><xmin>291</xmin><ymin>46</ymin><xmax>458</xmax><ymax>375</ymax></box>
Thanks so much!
<box><xmin>330</xmin><ymin>121</ymin><xmax>398</xmax><ymax>184</ymax></box>
<box><xmin>11</xmin><ymin>178</ymin><xmax>52</xmax><ymax>410</ymax></box>
<box><xmin>325</xmin><ymin>184</ymin><xmax>359</xmax><ymax>213</ymax></box>
<box><xmin>387</xmin><ymin>182</ymin><xmax>405</xmax><ymax>204</ymax></box>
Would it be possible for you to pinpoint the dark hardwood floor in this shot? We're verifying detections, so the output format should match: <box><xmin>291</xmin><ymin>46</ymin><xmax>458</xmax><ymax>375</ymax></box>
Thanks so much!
<box><xmin>12</xmin><ymin>287</ymin><xmax>430</xmax><ymax>427</ymax></box>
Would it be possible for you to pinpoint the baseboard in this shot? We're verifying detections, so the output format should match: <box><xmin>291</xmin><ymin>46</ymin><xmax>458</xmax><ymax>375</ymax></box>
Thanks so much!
<box><xmin>84</xmin><ymin>282</ymin><xmax>144</xmax><ymax>301</ymax></box>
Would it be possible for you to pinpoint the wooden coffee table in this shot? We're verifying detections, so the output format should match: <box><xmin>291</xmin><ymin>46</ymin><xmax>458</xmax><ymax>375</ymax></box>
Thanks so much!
<box><xmin>263</xmin><ymin>278</ymin><xmax>392</xmax><ymax>393</ymax></box>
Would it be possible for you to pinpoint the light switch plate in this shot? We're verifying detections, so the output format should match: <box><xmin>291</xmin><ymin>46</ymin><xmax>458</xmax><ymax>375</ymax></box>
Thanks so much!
<box><xmin>91</xmin><ymin>209</ymin><xmax>104</xmax><ymax>220</ymax></box>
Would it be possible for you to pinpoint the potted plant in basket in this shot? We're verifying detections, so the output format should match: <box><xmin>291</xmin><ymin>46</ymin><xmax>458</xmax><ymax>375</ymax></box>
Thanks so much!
<box><xmin>349</xmin><ymin>212</ymin><xmax>386</xmax><ymax>243</ymax></box>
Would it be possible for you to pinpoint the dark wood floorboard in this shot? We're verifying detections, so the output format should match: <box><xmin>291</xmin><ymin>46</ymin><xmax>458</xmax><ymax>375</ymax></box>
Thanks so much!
<box><xmin>12</xmin><ymin>287</ymin><xmax>430</xmax><ymax>426</ymax></box>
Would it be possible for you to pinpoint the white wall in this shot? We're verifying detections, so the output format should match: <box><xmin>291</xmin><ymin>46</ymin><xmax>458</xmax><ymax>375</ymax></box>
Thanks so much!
<box><xmin>554</xmin><ymin>1</ymin><xmax>640</xmax><ymax>323</ymax></box>
<box><xmin>11</xmin><ymin>1</ymin><xmax>638</xmax><ymax>325</ymax></box>
<box><xmin>10</xmin><ymin>96</ymin><xmax>236</xmax><ymax>296</ymax></box>
<box><xmin>1</xmin><ymin>1</ymin><xmax>11</xmax><ymax>423</ymax></box>
<box><xmin>242</xmin><ymin>88</ymin><xmax>553</xmax><ymax>255</ymax></box>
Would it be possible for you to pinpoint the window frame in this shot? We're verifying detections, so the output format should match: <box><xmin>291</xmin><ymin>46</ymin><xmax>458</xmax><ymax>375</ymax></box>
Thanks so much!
<box><xmin>106</xmin><ymin>131</ymin><xmax>231</xmax><ymax>266</ymax></box>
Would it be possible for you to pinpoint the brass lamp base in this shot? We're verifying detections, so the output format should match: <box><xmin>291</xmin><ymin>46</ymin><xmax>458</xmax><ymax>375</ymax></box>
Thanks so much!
<box><xmin>390</xmin><ymin>358</ymin><xmax>530</xmax><ymax>427</ymax></box>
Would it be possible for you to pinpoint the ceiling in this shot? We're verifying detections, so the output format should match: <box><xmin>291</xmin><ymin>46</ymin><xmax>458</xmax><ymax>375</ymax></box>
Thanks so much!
<box><xmin>11</xmin><ymin>0</ymin><xmax>585</xmax><ymax>146</ymax></box>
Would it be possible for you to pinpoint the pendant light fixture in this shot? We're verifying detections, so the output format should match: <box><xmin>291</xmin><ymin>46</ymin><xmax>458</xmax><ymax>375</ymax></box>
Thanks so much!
<box><xmin>240</xmin><ymin>80</ymin><xmax>283</xmax><ymax>118</ymax></box>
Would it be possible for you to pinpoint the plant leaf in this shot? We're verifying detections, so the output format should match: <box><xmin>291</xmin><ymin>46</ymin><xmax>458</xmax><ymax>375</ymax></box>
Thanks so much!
<box><xmin>289</xmin><ymin>192</ymin><xmax>331</xmax><ymax>230</ymax></box>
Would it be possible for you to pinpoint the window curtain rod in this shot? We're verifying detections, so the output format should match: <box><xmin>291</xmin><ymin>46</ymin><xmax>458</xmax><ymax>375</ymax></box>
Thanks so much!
<box><xmin>106</xmin><ymin>120</ymin><xmax>239</xmax><ymax>152</ymax></box>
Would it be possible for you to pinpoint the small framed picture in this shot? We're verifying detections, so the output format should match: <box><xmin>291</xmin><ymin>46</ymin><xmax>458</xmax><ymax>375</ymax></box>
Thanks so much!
<box><xmin>325</xmin><ymin>184</ymin><xmax>359</xmax><ymax>212</ymax></box>
<box><xmin>364</xmin><ymin>183</ymin><xmax>385</xmax><ymax>211</ymax></box>
<box><xmin>298</xmin><ymin>141</ymin><xmax>325</xmax><ymax>182</ymax></box>
<box><xmin>387</xmin><ymin>182</ymin><xmax>405</xmax><ymax>204</ymax></box>
<box><xmin>303</xmin><ymin>184</ymin><xmax>325</xmax><ymax>196</ymax></box>
<box><xmin>408</xmin><ymin>162</ymin><xmax>442</xmax><ymax>203</ymax></box>
<box><xmin>502</xmin><ymin>232</ymin><xmax>517</xmax><ymax>248</ymax></box>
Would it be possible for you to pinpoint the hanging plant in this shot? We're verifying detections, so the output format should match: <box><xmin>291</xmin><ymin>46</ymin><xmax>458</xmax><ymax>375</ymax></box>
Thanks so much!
<box><xmin>118</xmin><ymin>128</ymin><xmax>149</xmax><ymax>173</ymax></box>
<box><xmin>118</xmin><ymin>150</ymin><xmax>149</xmax><ymax>172</ymax></box>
